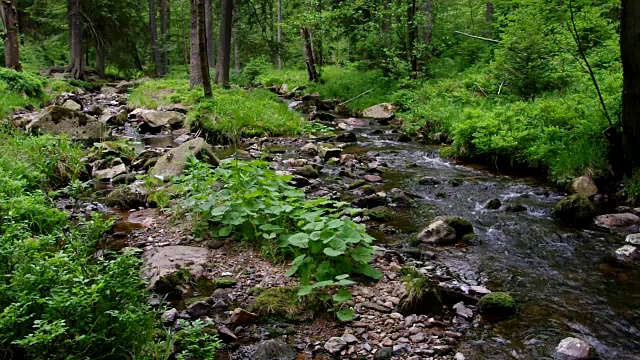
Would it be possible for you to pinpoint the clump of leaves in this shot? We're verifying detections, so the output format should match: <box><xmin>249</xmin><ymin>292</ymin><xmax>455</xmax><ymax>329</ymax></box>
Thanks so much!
<box><xmin>0</xmin><ymin>68</ymin><xmax>44</xmax><ymax>98</ymax></box>
<box><xmin>175</xmin><ymin>320</ymin><xmax>221</xmax><ymax>360</ymax></box>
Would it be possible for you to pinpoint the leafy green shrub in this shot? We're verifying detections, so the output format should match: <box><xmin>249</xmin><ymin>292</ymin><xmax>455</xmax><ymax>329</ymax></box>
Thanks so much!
<box><xmin>175</xmin><ymin>320</ymin><xmax>221</xmax><ymax>360</ymax></box>
<box><xmin>236</xmin><ymin>57</ymin><xmax>271</xmax><ymax>86</ymax></box>
<box><xmin>0</xmin><ymin>68</ymin><xmax>44</xmax><ymax>98</ymax></box>
<box><xmin>624</xmin><ymin>169</ymin><xmax>640</xmax><ymax>204</ymax></box>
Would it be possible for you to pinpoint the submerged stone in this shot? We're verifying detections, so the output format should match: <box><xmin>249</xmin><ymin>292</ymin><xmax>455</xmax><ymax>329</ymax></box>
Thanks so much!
<box><xmin>552</xmin><ymin>195</ymin><xmax>595</xmax><ymax>227</ymax></box>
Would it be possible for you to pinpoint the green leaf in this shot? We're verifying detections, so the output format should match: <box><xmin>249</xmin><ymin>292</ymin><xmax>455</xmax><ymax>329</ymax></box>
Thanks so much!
<box><xmin>358</xmin><ymin>263</ymin><xmax>382</xmax><ymax>280</ymax></box>
<box><xmin>315</xmin><ymin>261</ymin><xmax>334</xmax><ymax>281</ymax></box>
<box><xmin>335</xmin><ymin>274</ymin><xmax>350</xmax><ymax>280</ymax></box>
<box><xmin>216</xmin><ymin>226</ymin><xmax>232</xmax><ymax>237</ymax></box>
<box><xmin>336</xmin><ymin>307</ymin><xmax>355</xmax><ymax>322</ymax></box>
<box><xmin>337</xmin><ymin>279</ymin><xmax>357</xmax><ymax>286</ymax></box>
<box><xmin>329</xmin><ymin>238</ymin><xmax>347</xmax><ymax>252</ymax></box>
<box><xmin>332</xmin><ymin>289</ymin><xmax>352</xmax><ymax>303</ymax></box>
<box><xmin>341</xmin><ymin>225</ymin><xmax>362</xmax><ymax>243</ymax></box>
<box><xmin>350</xmin><ymin>246</ymin><xmax>373</xmax><ymax>263</ymax></box>
<box><xmin>297</xmin><ymin>285</ymin><xmax>313</xmax><ymax>296</ymax></box>
<box><xmin>327</xmin><ymin>219</ymin><xmax>343</xmax><ymax>229</ymax></box>
<box><xmin>288</xmin><ymin>233</ymin><xmax>309</xmax><ymax>248</ymax></box>
<box><xmin>324</xmin><ymin>248</ymin><xmax>344</xmax><ymax>257</ymax></box>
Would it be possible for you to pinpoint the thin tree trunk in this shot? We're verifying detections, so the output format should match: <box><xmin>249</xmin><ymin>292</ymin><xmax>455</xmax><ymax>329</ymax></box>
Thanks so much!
<box><xmin>96</xmin><ymin>39</ymin><xmax>105</xmax><ymax>78</ymax></box>
<box><xmin>382</xmin><ymin>0</ymin><xmax>391</xmax><ymax>47</ymax></box>
<box><xmin>276</xmin><ymin>0</ymin><xmax>283</xmax><ymax>69</ymax></box>
<box><xmin>486</xmin><ymin>2</ymin><xmax>494</xmax><ymax>23</ymax></box>
<box><xmin>181</xmin><ymin>0</ymin><xmax>188</xmax><ymax>65</ymax></box>
<box><xmin>195</xmin><ymin>0</ymin><xmax>212</xmax><ymax>97</ymax></box>
<box><xmin>622</xmin><ymin>0</ymin><xmax>640</xmax><ymax>172</ymax></box>
<box><xmin>0</xmin><ymin>0</ymin><xmax>21</xmax><ymax>71</ymax></box>
<box><xmin>149</xmin><ymin>0</ymin><xmax>163</xmax><ymax>76</ymax></box>
<box><xmin>68</xmin><ymin>0</ymin><xmax>83</xmax><ymax>79</ymax></box>
<box><xmin>408</xmin><ymin>0</ymin><xmax>418</xmax><ymax>73</ymax></box>
<box><xmin>132</xmin><ymin>42</ymin><xmax>144</xmax><ymax>71</ymax></box>
<box><xmin>215</xmin><ymin>0</ymin><xmax>232</xmax><ymax>87</ymax></box>
<box><xmin>422</xmin><ymin>0</ymin><xmax>433</xmax><ymax>46</ymax></box>
<box><xmin>232</xmin><ymin>27</ymin><xmax>240</xmax><ymax>74</ymax></box>
<box><xmin>301</xmin><ymin>27</ymin><xmax>318</xmax><ymax>82</ymax></box>
<box><xmin>190</xmin><ymin>0</ymin><xmax>203</xmax><ymax>87</ymax></box>
<box><xmin>160</xmin><ymin>0</ymin><xmax>169</xmax><ymax>74</ymax></box>
<box><xmin>205</xmin><ymin>0</ymin><xmax>213</xmax><ymax>67</ymax></box>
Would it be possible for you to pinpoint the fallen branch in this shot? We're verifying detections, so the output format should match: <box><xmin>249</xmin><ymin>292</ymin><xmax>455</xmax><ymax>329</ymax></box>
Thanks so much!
<box><xmin>454</xmin><ymin>31</ymin><xmax>500</xmax><ymax>43</ymax></box>
<box><xmin>338</xmin><ymin>89</ymin><xmax>373</xmax><ymax>106</ymax></box>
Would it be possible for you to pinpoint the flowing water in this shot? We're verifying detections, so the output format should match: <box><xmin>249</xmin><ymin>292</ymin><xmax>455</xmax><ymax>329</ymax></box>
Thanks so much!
<box><xmin>338</xmin><ymin>120</ymin><xmax>640</xmax><ymax>359</ymax></box>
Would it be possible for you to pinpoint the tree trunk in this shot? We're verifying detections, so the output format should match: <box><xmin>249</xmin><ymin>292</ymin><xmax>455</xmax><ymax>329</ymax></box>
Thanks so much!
<box><xmin>160</xmin><ymin>0</ymin><xmax>169</xmax><ymax>74</ymax></box>
<box><xmin>422</xmin><ymin>0</ymin><xmax>433</xmax><ymax>46</ymax></box>
<box><xmin>232</xmin><ymin>27</ymin><xmax>240</xmax><ymax>74</ymax></box>
<box><xmin>68</xmin><ymin>0</ymin><xmax>83</xmax><ymax>79</ymax></box>
<box><xmin>132</xmin><ymin>42</ymin><xmax>144</xmax><ymax>71</ymax></box>
<box><xmin>190</xmin><ymin>0</ymin><xmax>203</xmax><ymax>87</ymax></box>
<box><xmin>215</xmin><ymin>0</ymin><xmax>232</xmax><ymax>87</ymax></box>
<box><xmin>301</xmin><ymin>28</ymin><xmax>318</xmax><ymax>82</ymax></box>
<box><xmin>181</xmin><ymin>0</ymin><xmax>188</xmax><ymax>65</ymax></box>
<box><xmin>1</xmin><ymin>0</ymin><xmax>21</xmax><ymax>71</ymax></box>
<box><xmin>486</xmin><ymin>2</ymin><xmax>494</xmax><ymax>23</ymax></box>
<box><xmin>276</xmin><ymin>0</ymin><xmax>283</xmax><ymax>69</ymax></box>
<box><xmin>622</xmin><ymin>0</ymin><xmax>640</xmax><ymax>172</ymax></box>
<box><xmin>96</xmin><ymin>39</ymin><xmax>105</xmax><ymax>79</ymax></box>
<box><xmin>205</xmin><ymin>0</ymin><xmax>213</xmax><ymax>67</ymax></box>
<box><xmin>408</xmin><ymin>0</ymin><xmax>418</xmax><ymax>74</ymax></box>
<box><xmin>382</xmin><ymin>0</ymin><xmax>391</xmax><ymax>47</ymax></box>
<box><xmin>149</xmin><ymin>0</ymin><xmax>163</xmax><ymax>76</ymax></box>
<box><xmin>195</xmin><ymin>0</ymin><xmax>212</xmax><ymax>97</ymax></box>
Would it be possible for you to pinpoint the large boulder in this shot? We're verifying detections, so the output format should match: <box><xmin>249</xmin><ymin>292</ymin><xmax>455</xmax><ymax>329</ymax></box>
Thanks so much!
<box><xmin>614</xmin><ymin>245</ymin><xmax>637</xmax><ymax>264</ymax></box>
<box><xmin>554</xmin><ymin>337</ymin><xmax>595</xmax><ymax>360</ymax></box>
<box><xmin>594</xmin><ymin>213</ymin><xmax>640</xmax><ymax>229</ymax></box>
<box><xmin>363</xmin><ymin>103</ymin><xmax>395</xmax><ymax>120</ymax></box>
<box><xmin>148</xmin><ymin>138</ymin><xmax>219</xmax><ymax>180</ymax></box>
<box><xmin>552</xmin><ymin>195</ymin><xmax>595</xmax><ymax>227</ymax></box>
<box><xmin>137</xmin><ymin>110</ymin><xmax>185</xmax><ymax>133</ymax></box>
<box><xmin>478</xmin><ymin>292</ymin><xmax>516</xmax><ymax>318</ymax></box>
<box><xmin>251</xmin><ymin>340</ymin><xmax>297</xmax><ymax>360</ymax></box>
<box><xmin>104</xmin><ymin>182</ymin><xmax>148</xmax><ymax>209</ymax></box>
<box><xmin>141</xmin><ymin>246</ymin><xmax>212</xmax><ymax>294</ymax></box>
<box><xmin>417</xmin><ymin>216</ymin><xmax>474</xmax><ymax>245</ymax></box>
<box><xmin>570</xmin><ymin>176</ymin><xmax>598</xmax><ymax>197</ymax></box>
<box><xmin>27</xmin><ymin>105</ymin><xmax>108</xmax><ymax>141</ymax></box>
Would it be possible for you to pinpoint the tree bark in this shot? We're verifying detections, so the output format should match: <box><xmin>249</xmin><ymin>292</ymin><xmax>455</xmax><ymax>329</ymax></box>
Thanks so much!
<box><xmin>190</xmin><ymin>0</ymin><xmax>203</xmax><ymax>87</ymax></box>
<box><xmin>96</xmin><ymin>39</ymin><xmax>105</xmax><ymax>78</ymax></box>
<box><xmin>622</xmin><ymin>0</ymin><xmax>640</xmax><ymax>172</ymax></box>
<box><xmin>1</xmin><ymin>0</ymin><xmax>21</xmax><ymax>71</ymax></box>
<box><xmin>205</xmin><ymin>0</ymin><xmax>213</xmax><ymax>67</ymax></box>
<box><xmin>276</xmin><ymin>0</ymin><xmax>283</xmax><ymax>69</ymax></box>
<box><xmin>181</xmin><ymin>0</ymin><xmax>188</xmax><ymax>65</ymax></box>
<box><xmin>160</xmin><ymin>0</ymin><xmax>170</xmax><ymax>74</ymax></box>
<box><xmin>301</xmin><ymin>27</ymin><xmax>318</xmax><ymax>82</ymax></box>
<box><xmin>232</xmin><ymin>26</ymin><xmax>240</xmax><ymax>74</ymax></box>
<box><xmin>68</xmin><ymin>0</ymin><xmax>83</xmax><ymax>79</ymax></box>
<box><xmin>195</xmin><ymin>0</ymin><xmax>212</xmax><ymax>97</ymax></box>
<box><xmin>215</xmin><ymin>0</ymin><xmax>232</xmax><ymax>87</ymax></box>
<box><xmin>408</xmin><ymin>0</ymin><xmax>418</xmax><ymax>73</ymax></box>
<box><xmin>149</xmin><ymin>0</ymin><xmax>163</xmax><ymax>76</ymax></box>
<box><xmin>422</xmin><ymin>0</ymin><xmax>433</xmax><ymax>46</ymax></box>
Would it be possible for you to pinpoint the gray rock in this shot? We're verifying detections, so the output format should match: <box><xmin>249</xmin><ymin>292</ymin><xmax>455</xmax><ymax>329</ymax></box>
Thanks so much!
<box><xmin>186</xmin><ymin>300</ymin><xmax>211</xmax><ymax>318</ymax></box>
<box><xmin>342</xmin><ymin>333</ymin><xmax>358</xmax><ymax>344</ymax></box>
<box><xmin>455</xmin><ymin>353</ymin><xmax>466</xmax><ymax>360</ymax></box>
<box><xmin>87</xmin><ymin>104</ymin><xmax>104</xmax><ymax>115</ymax></box>
<box><xmin>595</xmin><ymin>213</ymin><xmax>640</xmax><ymax>229</ymax></box>
<box><xmin>626</xmin><ymin>233</ymin><xmax>640</xmax><ymax>245</ymax></box>
<box><xmin>320</xmin><ymin>147</ymin><xmax>342</xmax><ymax>162</ymax></box>
<box><xmin>251</xmin><ymin>340</ymin><xmax>297</xmax><ymax>360</ymax></box>
<box><xmin>141</xmin><ymin>246</ymin><xmax>211</xmax><ymax>292</ymax></box>
<box><xmin>484</xmin><ymin>198</ymin><xmax>502</xmax><ymax>210</ymax></box>
<box><xmin>149</xmin><ymin>138</ymin><xmax>219</xmax><ymax>180</ymax></box>
<box><xmin>293</xmin><ymin>165</ymin><xmax>319</xmax><ymax>179</ymax></box>
<box><xmin>363</xmin><ymin>103</ymin><xmax>395</xmax><ymax>120</ymax></box>
<box><xmin>453</xmin><ymin>301</ymin><xmax>473</xmax><ymax>319</ymax></box>
<box><xmin>62</xmin><ymin>99</ymin><xmax>82</xmax><ymax>111</ymax></box>
<box><xmin>230</xmin><ymin>308</ymin><xmax>257</xmax><ymax>325</ymax></box>
<box><xmin>99</xmin><ymin>109</ymin><xmax>128</xmax><ymax>126</ymax></box>
<box><xmin>104</xmin><ymin>182</ymin><xmax>148</xmax><ymax>209</ymax></box>
<box><xmin>553</xmin><ymin>195</ymin><xmax>595</xmax><ymax>227</ymax></box>
<box><xmin>27</xmin><ymin>105</ymin><xmax>108</xmax><ymax>141</ymax></box>
<box><xmin>216</xmin><ymin>325</ymin><xmax>237</xmax><ymax>342</ymax></box>
<box><xmin>615</xmin><ymin>245</ymin><xmax>637</xmax><ymax>263</ymax></box>
<box><xmin>417</xmin><ymin>220</ymin><xmax>456</xmax><ymax>244</ymax></box>
<box><xmin>92</xmin><ymin>158</ymin><xmax>127</xmax><ymax>180</ymax></box>
<box><xmin>301</xmin><ymin>142</ymin><xmax>318</xmax><ymax>155</ymax></box>
<box><xmin>555</xmin><ymin>337</ymin><xmax>594</xmax><ymax>359</ymax></box>
<box><xmin>324</xmin><ymin>337</ymin><xmax>347</xmax><ymax>354</ymax></box>
<box><xmin>137</xmin><ymin>110</ymin><xmax>185</xmax><ymax>131</ymax></box>
<box><xmin>374</xmin><ymin>347</ymin><xmax>393</xmax><ymax>360</ymax></box>
<box><xmin>570</xmin><ymin>176</ymin><xmax>598</xmax><ymax>197</ymax></box>
<box><xmin>418</xmin><ymin>176</ymin><xmax>440</xmax><ymax>185</ymax></box>
<box><xmin>393</xmin><ymin>344</ymin><xmax>411</xmax><ymax>355</ymax></box>
<box><xmin>161</xmin><ymin>308</ymin><xmax>178</xmax><ymax>324</ymax></box>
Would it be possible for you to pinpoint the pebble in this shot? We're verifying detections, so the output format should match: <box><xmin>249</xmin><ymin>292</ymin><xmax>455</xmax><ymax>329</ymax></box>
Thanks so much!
<box><xmin>342</xmin><ymin>333</ymin><xmax>358</xmax><ymax>344</ymax></box>
<box><xmin>324</xmin><ymin>337</ymin><xmax>347</xmax><ymax>355</ymax></box>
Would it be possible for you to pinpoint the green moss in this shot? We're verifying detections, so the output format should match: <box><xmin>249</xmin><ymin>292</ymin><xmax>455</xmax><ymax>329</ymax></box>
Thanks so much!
<box><xmin>214</xmin><ymin>277</ymin><xmax>237</xmax><ymax>289</ymax></box>
<box><xmin>397</xmin><ymin>266</ymin><xmax>442</xmax><ymax>315</ymax></box>
<box><xmin>364</xmin><ymin>206</ymin><xmax>393</xmax><ymax>222</ymax></box>
<box><xmin>552</xmin><ymin>194</ymin><xmax>595</xmax><ymax>227</ymax></box>
<box><xmin>439</xmin><ymin>146</ymin><xmax>456</xmax><ymax>158</ymax></box>
<box><xmin>435</xmin><ymin>216</ymin><xmax>474</xmax><ymax>240</ymax></box>
<box><xmin>249</xmin><ymin>286</ymin><xmax>316</xmax><ymax>322</ymax></box>
<box><xmin>478</xmin><ymin>292</ymin><xmax>516</xmax><ymax>317</ymax></box>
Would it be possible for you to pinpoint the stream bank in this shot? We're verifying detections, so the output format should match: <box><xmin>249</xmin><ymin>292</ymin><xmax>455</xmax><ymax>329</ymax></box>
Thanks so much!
<box><xmin>11</xmin><ymin>81</ymin><xmax>640</xmax><ymax>359</ymax></box>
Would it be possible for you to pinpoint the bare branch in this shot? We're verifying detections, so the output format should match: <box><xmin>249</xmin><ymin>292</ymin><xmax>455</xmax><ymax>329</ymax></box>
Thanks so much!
<box><xmin>454</xmin><ymin>31</ymin><xmax>500</xmax><ymax>43</ymax></box>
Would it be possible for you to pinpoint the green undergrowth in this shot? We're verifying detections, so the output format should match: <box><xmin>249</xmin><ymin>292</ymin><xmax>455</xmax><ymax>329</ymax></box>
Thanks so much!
<box><xmin>170</xmin><ymin>158</ymin><xmax>382</xmax><ymax>321</ymax></box>
<box><xmin>129</xmin><ymin>77</ymin><xmax>308</xmax><ymax>143</ymax></box>
<box><xmin>258</xmin><ymin>65</ymin><xmax>398</xmax><ymax>113</ymax></box>
<box><xmin>0</xmin><ymin>128</ymin><xmax>162</xmax><ymax>359</ymax></box>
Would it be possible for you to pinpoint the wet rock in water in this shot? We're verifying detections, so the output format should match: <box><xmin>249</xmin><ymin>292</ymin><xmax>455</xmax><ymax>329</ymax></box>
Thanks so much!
<box><xmin>626</xmin><ymin>233</ymin><xmax>640</xmax><ymax>245</ymax></box>
<box><xmin>309</xmin><ymin>110</ymin><xmax>335</xmax><ymax>122</ymax></box>
<box><xmin>230</xmin><ymin>308</ymin><xmax>258</xmax><ymax>325</ymax></box>
<box><xmin>478</xmin><ymin>292</ymin><xmax>516</xmax><ymax>318</ymax></box>
<box><xmin>141</xmin><ymin>246</ymin><xmax>211</xmax><ymax>296</ymax></box>
<box><xmin>552</xmin><ymin>195</ymin><xmax>595</xmax><ymax>227</ymax></box>
<box><xmin>348</xmin><ymin>179</ymin><xmax>367</xmax><ymax>190</ymax></box>
<box><xmin>363</xmin><ymin>103</ymin><xmax>395</xmax><ymax>120</ymax></box>
<box><xmin>354</xmin><ymin>193</ymin><xmax>386</xmax><ymax>209</ymax></box>
<box><xmin>100</xmin><ymin>109</ymin><xmax>128</xmax><ymax>126</ymax></box>
<box><xmin>87</xmin><ymin>103</ymin><xmax>104</xmax><ymax>115</ymax></box>
<box><xmin>337</xmin><ymin>122</ymin><xmax>353</xmax><ymax>131</ymax></box>
<box><xmin>505</xmin><ymin>204</ymin><xmax>527</xmax><ymax>213</ymax></box>
<box><xmin>62</xmin><ymin>99</ymin><xmax>82</xmax><ymax>111</ymax></box>
<box><xmin>554</xmin><ymin>337</ymin><xmax>594</xmax><ymax>360</ymax></box>
<box><xmin>324</xmin><ymin>337</ymin><xmax>347</xmax><ymax>355</ymax></box>
<box><xmin>397</xmin><ymin>133</ymin><xmax>412</xmax><ymax>142</ymax></box>
<box><xmin>105</xmin><ymin>183</ymin><xmax>147</xmax><ymax>209</ymax></box>
<box><xmin>137</xmin><ymin>110</ymin><xmax>185</xmax><ymax>132</ymax></box>
<box><xmin>149</xmin><ymin>138</ymin><xmax>219</xmax><ymax>180</ymax></box>
<box><xmin>92</xmin><ymin>158</ymin><xmax>128</xmax><ymax>180</ymax></box>
<box><xmin>389</xmin><ymin>188</ymin><xmax>416</xmax><ymax>207</ymax></box>
<box><xmin>161</xmin><ymin>308</ymin><xmax>178</xmax><ymax>324</ymax></box>
<box><xmin>301</xmin><ymin>142</ymin><xmax>319</xmax><ymax>155</ymax></box>
<box><xmin>453</xmin><ymin>301</ymin><xmax>473</xmax><ymax>319</ymax></box>
<box><xmin>434</xmin><ymin>216</ymin><xmax>474</xmax><ymax>242</ymax></box>
<box><xmin>484</xmin><ymin>198</ymin><xmax>502</xmax><ymax>210</ymax></box>
<box><xmin>289</xmin><ymin>175</ymin><xmax>311</xmax><ymax>188</ymax></box>
<box><xmin>594</xmin><ymin>213</ymin><xmax>640</xmax><ymax>229</ymax></box>
<box><xmin>374</xmin><ymin>346</ymin><xmax>394</xmax><ymax>359</ymax></box>
<box><xmin>186</xmin><ymin>300</ymin><xmax>211</xmax><ymax>318</ymax></box>
<box><xmin>364</xmin><ymin>174</ymin><xmax>383</xmax><ymax>183</ymax></box>
<box><xmin>614</xmin><ymin>245</ymin><xmax>638</xmax><ymax>264</ymax></box>
<box><xmin>418</xmin><ymin>220</ymin><xmax>457</xmax><ymax>245</ymax></box>
<box><xmin>364</xmin><ymin>206</ymin><xmax>393</xmax><ymax>222</ymax></box>
<box><xmin>335</xmin><ymin>131</ymin><xmax>358</xmax><ymax>143</ymax></box>
<box><xmin>293</xmin><ymin>165</ymin><xmax>319</xmax><ymax>179</ymax></box>
<box><xmin>320</xmin><ymin>147</ymin><xmax>342</xmax><ymax>162</ymax></box>
<box><xmin>355</xmin><ymin>184</ymin><xmax>377</xmax><ymax>196</ymax></box>
<box><xmin>27</xmin><ymin>105</ymin><xmax>108</xmax><ymax>141</ymax></box>
<box><xmin>251</xmin><ymin>340</ymin><xmax>297</xmax><ymax>360</ymax></box>
<box><xmin>112</xmin><ymin>173</ymin><xmax>137</xmax><ymax>185</ymax></box>
<box><xmin>570</xmin><ymin>176</ymin><xmax>598</xmax><ymax>198</ymax></box>
<box><xmin>419</xmin><ymin>176</ymin><xmax>440</xmax><ymax>185</ymax></box>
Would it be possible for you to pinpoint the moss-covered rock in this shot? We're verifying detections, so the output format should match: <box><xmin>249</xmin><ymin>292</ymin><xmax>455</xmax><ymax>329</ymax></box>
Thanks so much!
<box><xmin>215</xmin><ymin>277</ymin><xmax>238</xmax><ymax>288</ymax></box>
<box><xmin>105</xmin><ymin>183</ymin><xmax>147</xmax><ymax>209</ymax></box>
<box><xmin>293</xmin><ymin>165</ymin><xmax>319</xmax><ymax>179</ymax></box>
<box><xmin>484</xmin><ymin>198</ymin><xmax>502</xmax><ymax>210</ymax></box>
<box><xmin>478</xmin><ymin>292</ymin><xmax>516</xmax><ymax>318</ymax></box>
<box><xmin>553</xmin><ymin>194</ymin><xmax>595</xmax><ymax>227</ymax></box>
<box><xmin>364</xmin><ymin>206</ymin><xmax>393</xmax><ymax>222</ymax></box>
<box><xmin>250</xmin><ymin>287</ymin><xmax>316</xmax><ymax>322</ymax></box>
